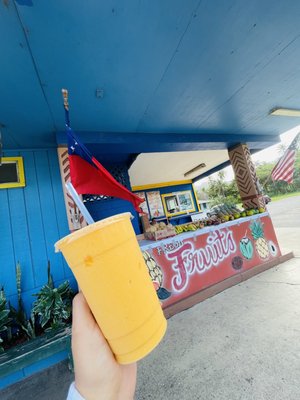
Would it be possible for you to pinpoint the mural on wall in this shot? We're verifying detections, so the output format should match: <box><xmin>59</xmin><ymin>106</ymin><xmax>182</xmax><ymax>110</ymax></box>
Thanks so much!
<box><xmin>142</xmin><ymin>251</ymin><xmax>171</xmax><ymax>300</ymax></box>
<box><xmin>146</xmin><ymin>191</ymin><xmax>164</xmax><ymax>218</ymax></box>
<box><xmin>249</xmin><ymin>220</ymin><xmax>270</xmax><ymax>259</ymax></box>
<box><xmin>141</xmin><ymin>215</ymin><xmax>280</xmax><ymax>308</ymax></box>
<box><xmin>239</xmin><ymin>236</ymin><xmax>254</xmax><ymax>260</ymax></box>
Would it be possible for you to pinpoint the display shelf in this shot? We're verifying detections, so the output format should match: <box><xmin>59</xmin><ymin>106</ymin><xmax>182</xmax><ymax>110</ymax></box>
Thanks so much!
<box><xmin>139</xmin><ymin>212</ymin><xmax>269</xmax><ymax>250</ymax></box>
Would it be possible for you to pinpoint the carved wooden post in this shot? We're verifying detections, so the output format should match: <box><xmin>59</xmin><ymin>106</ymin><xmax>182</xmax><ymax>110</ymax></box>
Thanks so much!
<box><xmin>228</xmin><ymin>144</ymin><xmax>265</xmax><ymax>209</ymax></box>
<box><xmin>57</xmin><ymin>147</ymin><xmax>87</xmax><ymax>232</ymax></box>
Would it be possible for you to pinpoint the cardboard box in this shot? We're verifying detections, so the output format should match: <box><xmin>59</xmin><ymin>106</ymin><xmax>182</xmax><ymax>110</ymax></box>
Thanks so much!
<box><xmin>144</xmin><ymin>225</ymin><xmax>176</xmax><ymax>241</ymax></box>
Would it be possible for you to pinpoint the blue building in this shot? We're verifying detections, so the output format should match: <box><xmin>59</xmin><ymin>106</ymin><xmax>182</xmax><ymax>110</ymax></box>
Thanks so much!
<box><xmin>0</xmin><ymin>0</ymin><xmax>298</xmax><ymax>390</ymax></box>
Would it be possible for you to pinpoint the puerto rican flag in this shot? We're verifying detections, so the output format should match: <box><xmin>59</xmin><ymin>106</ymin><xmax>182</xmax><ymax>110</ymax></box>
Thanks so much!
<box><xmin>67</xmin><ymin>128</ymin><xmax>143</xmax><ymax>212</ymax></box>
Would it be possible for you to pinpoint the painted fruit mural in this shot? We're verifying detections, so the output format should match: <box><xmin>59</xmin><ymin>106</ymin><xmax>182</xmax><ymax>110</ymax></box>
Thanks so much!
<box><xmin>142</xmin><ymin>251</ymin><xmax>171</xmax><ymax>300</ymax></box>
<box><xmin>250</xmin><ymin>220</ymin><xmax>270</xmax><ymax>259</ymax></box>
<box><xmin>231</xmin><ymin>256</ymin><xmax>243</xmax><ymax>270</ymax></box>
<box><xmin>239</xmin><ymin>237</ymin><xmax>254</xmax><ymax>260</ymax></box>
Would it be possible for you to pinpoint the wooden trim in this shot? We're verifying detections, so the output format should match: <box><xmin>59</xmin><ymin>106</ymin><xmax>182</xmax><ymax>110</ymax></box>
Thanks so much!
<box><xmin>57</xmin><ymin>147</ymin><xmax>87</xmax><ymax>231</ymax></box>
<box><xmin>192</xmin><ymin>183</ymin><xmax>201</xmax><ymax>212</ymax></box>
<box><xmin>0</xmin><ymin>157</ymin><xmax>26</xmax><ymax>189</ymax></box>
<box><xmin>241</xmin><ymin>194</ymin><xmax>263</xmax><ymax>201</ymax></box>
<box><xmin>161</xmin><ymin>193</ymin><xmax>169</xmax><ymax>217</ymax></box>
<box><xmin>163</xmin><ymin>252</ymin><xmax>294</xmax><ymax>319</ymax></box>
<box><xmin>0</xmin><ymin>328</ymin><xmax>71</xmax><ymax>379</ymax></box>
<box><xmin>132</xmin><ymin>180</ymin><xmax>192</xmax><ymax>191</ymax></box>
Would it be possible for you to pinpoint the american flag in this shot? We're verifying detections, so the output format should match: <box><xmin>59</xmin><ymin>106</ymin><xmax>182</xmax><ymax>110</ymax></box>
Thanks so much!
<box><xmin>271</xmin><ymin>133</ymin><xmax>300</xmax><ymax>183</ymax></box>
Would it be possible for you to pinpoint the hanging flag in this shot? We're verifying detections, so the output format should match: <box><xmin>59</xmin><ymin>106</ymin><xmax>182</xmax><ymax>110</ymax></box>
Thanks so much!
<box><xmin>67</xmin><ymin>128</ymin><xmax>143</xmax><ymax>212</ymax></box>
<box><xmin>271</xmin><ymin>133</ymin><xmax>300</xmax><ymax>183</ymax></box>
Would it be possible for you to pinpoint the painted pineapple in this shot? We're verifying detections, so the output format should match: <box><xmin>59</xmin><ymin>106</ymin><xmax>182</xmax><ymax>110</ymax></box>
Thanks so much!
<box><xmin>142</xmin><ymin>251</ymin><xmax>171</xmax><ymax>300</ymax></box>
<box><xmin>250</xmin><ymin>220</ymin><xmax>269</xmax><ymax>259</ymax></box>
<box><xmin>143</xmin><ymin>251</ymin><xmax>163</xmax><ymax>286</ymax></box>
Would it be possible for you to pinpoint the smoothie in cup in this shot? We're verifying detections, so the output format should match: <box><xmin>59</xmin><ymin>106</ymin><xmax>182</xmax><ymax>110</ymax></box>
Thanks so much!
<box><xmin>55</xmin><ymin>212</ymin><xmax>167</xmax><ymax>364</ymax></box>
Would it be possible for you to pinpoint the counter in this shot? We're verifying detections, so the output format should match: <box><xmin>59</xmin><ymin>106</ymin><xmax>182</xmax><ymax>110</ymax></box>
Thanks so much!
<box><xmin>152</xmin><ymin>211</ymin><xmax>207</xmax><ymax>226</ymax></box>
<box><xmin>140</xmin><ymin>212</ymin><xmax>281</xmax><ymax>312</ymax></box>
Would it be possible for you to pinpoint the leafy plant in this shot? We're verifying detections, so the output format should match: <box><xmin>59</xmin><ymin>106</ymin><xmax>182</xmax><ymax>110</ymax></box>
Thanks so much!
<box><xmin>9</xmin><ymin>262</ymin><xmax>36</xmax><ymax>340</ymax></box>
<box><xmin>0</xmin><ymin>288</ymin><xmax>12</xmax><ymax>352</ymax></box>
<box><xmin>32</xmin><ymin>261</ymin><xmax>73</xmax><ymax>332</ymax></box>
<box><xmin>256</xmin><ymin>148</ymin><xmax>300</xmax><ymax>196</ymax></box>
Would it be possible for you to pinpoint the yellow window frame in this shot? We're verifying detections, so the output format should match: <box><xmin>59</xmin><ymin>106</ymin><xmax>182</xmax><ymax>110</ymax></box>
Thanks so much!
<box><xmin>0</xmin><ymin>157</ymin><xmax>26</xmax><ymax>189</ymax></box>
<box><xmin>161</xmin><ymin>190</ymin><xmax>196</xmax><ymax>217</ymax></box>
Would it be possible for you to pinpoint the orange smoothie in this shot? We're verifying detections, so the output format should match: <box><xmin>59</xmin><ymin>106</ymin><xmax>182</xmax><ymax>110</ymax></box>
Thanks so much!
<box><xmin>55</xmin><ymin>213</ymin><xmax>167</xmax><ymax>364</ymax></box>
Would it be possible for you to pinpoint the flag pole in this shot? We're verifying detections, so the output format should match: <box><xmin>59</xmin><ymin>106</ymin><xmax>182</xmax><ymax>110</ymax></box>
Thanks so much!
<box><xmin>62</xmin><ymin>88</ymin><xmax>95</xmax><ymax>225</ymax></box>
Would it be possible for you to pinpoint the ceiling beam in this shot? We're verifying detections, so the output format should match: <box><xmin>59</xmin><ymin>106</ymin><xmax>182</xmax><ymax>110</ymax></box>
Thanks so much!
<box><xmin>56</xmin><ymin>131</ymin><xmax>279</xmax><ymax>153</ymax></box>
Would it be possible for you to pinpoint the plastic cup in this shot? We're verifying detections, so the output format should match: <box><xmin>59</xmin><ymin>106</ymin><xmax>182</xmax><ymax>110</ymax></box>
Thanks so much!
<box><xmin>55</xmin><ymin>212</ymin><xmax>167</xmax><ymax>364</ymax></box>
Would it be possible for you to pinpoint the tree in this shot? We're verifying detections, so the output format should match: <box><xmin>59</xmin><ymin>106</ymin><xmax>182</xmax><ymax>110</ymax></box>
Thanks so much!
<box><xmin>255</xmin><ymin>162</ymin><xmax>274</xmax><ymax>193</ymax></box>
<box><xmin>256</xmin><ymin>149</ymin><xmax>300</xmax><ymax>195</ymax></box>
<box><xmin>227</xmin><ymin>180</ymin><xmax>240</xmax><ymax>199</ymax></box>
<box><xmin>276</xmin><ymin>143</ymin><xmax>287</xmax><ymax>156</ymax></box>
<box><xmin>204</xmin><ymin>148</ymin><xmax>300</xmax><ymax>205</ymax></box>
<box><xmin>204</xmin><ymin>171</ymin><xmax>240</xmax><ymax>206</ymax></box>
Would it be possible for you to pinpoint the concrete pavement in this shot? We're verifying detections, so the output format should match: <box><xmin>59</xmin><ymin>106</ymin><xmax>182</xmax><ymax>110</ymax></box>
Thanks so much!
<box><xmin>266</xmin><ymin>195</ymin><xmax>300</xmax><ymax>257</ymax></box>
<box><xmin>274</xmin><ymin>227</ymin><xmax>300</xmax><ymax>257</ymax></box>
<box><xmin>134</xmin><ymin>222</ymin><xmax>300</xmax><ymax>400</ymax></box>
<box><xmin>135</xmin><ymin>256</ymin><xmax>300</xmax><ymax>400</ymax></box>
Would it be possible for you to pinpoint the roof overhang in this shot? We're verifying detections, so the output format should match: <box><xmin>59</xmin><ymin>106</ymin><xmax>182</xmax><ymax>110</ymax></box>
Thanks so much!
<box><xmin>129</xmin><ymin>150</ymin><xmax>229</xmax><ymax>187</ymax></box>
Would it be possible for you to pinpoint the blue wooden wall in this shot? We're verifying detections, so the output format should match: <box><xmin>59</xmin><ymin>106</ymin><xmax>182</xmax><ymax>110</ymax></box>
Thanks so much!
<box><xmin>0</xmin><ymin>149</ymin><xmax>76</xmax><ymax>314</ymax></box>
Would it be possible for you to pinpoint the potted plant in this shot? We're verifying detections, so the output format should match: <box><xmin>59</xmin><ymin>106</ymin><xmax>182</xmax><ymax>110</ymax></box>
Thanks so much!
<box><xmin>32</xmin><ymin>261</ymin><xmax>74</xmax><ymax>332</ymax></box>
<box><xmin>0</xmin><ymin>289</ymin><xmax>11</xmax><ymax>353</ymax></box>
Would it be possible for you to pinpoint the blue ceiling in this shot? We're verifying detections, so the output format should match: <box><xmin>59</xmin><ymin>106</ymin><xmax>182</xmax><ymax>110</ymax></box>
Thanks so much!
<box><xmin>2</xmin><ymin>0</ymin><xmax>300</xmax><ymax>158</ymax></box>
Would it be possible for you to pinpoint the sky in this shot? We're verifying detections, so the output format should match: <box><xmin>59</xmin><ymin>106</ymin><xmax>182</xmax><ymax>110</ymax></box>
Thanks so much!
<box><xmin>195</xmin><ymin>124</ymin><xmax>300</xmax><ymax>186</ymax></box>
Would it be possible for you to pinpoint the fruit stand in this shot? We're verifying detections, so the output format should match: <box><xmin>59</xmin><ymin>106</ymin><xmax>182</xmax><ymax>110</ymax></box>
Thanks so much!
<box><xmin>139</xmin><ymin>211</ymin><xmax>281</xmax><ymax>313</ymax></box>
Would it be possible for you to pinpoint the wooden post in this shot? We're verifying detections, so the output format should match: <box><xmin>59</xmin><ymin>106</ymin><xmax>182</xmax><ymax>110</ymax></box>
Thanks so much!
<box><xmin>228</xmin><ymin>143</ymin><xmax>265</xmax><ymax>209</ymax></box>
<box><xmin>57</xmin><ymin>147</ymin><xmax>87</xmax><ymax>232</ymax></box>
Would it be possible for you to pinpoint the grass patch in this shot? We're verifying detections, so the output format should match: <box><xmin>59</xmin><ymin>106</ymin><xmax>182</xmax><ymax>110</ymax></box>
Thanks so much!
<box><xmin>270</xmin><ymin>191</ymin><xmax>300</xmax><ymax>202</ymax></box>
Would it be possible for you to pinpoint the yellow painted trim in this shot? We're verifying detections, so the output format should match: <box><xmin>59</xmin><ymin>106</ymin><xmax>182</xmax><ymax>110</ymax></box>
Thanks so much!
<box><xmin>0</xmin><ymin>157</ymin><xmax>26</xmax><ymax>189</ymax></box>
<box><xmin>132</xmin><ymin>179</ymin><xmax>193</xmax><ymax>192</ymax></box>
<box><xmin>192</xmin><ymin>183</ymin><xmax>201</xmax><ymax>212</ymax></box>
<box><xmin>161</xmin><ymin>195</ymin><xmax>168</xmax><ymax>217</ymax></box>
<box><xmin>161</xmin><ymin>190</ymin><xmax>196</xmax><ymax>217</ymax></box>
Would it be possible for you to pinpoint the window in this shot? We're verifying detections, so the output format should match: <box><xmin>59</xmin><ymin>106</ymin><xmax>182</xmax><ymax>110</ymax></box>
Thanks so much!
<box><xmin>162</xmin><ymin>190</ymin><xmax>195</xmax><ymax>217</ymax></box>
<box><xmin>0</xmin><ymin>157</ymin><xmax>25</xmax><ymax>189</ymax></box>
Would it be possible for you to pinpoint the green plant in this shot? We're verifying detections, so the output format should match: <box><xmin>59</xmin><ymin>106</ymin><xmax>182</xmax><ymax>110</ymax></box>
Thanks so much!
<box><xmin>204</xmin><ymin>171</ymin><xmax>241</xmax><ymax>206</ymax></box>
<box><xmin>9</xmin><ymin>262</ymin><xmax>36</xmax><ymax>340</ymax></box>
<box><xmin>0</xmin><ymin>288</ymin><xmax>12</xmax><ymax>352</ymax></box>
<box><xmin>32</xmin><ymin>261</ymin><xmax>73</xmax><ymax>332</ymax></box>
